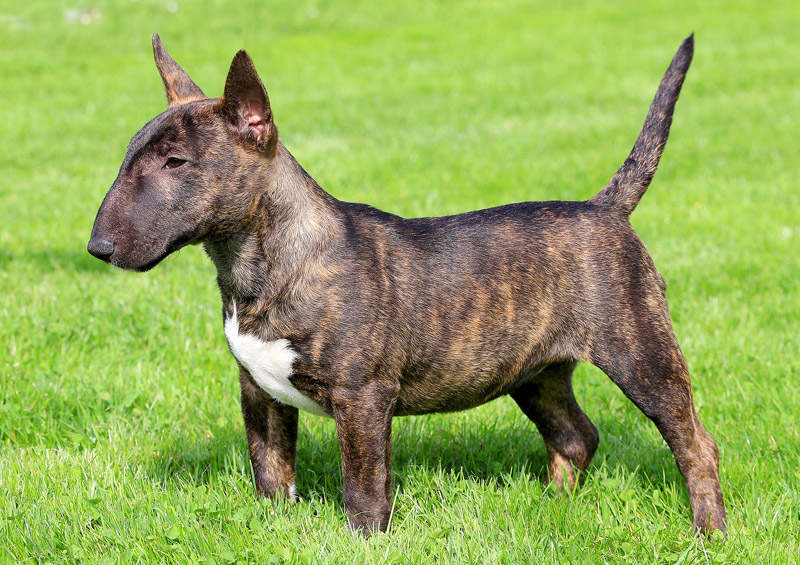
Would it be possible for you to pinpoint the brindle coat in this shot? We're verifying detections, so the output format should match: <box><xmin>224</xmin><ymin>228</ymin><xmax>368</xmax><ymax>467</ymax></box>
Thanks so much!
<box><xmin>88</xmin><ymin>34</ymin><xmax>727</xmax><ymax>535</ymax></box>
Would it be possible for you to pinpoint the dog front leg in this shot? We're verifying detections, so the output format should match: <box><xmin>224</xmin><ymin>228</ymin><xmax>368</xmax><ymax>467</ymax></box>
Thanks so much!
<box><xmin>239</xmin><ymin>367</ymin><xmax>299</xmax><ymax>500</ymax></box>
<box><xmin>332</xmin><ymin>384</ymin><xmax>398</xmax><ymax>535</ymax></box>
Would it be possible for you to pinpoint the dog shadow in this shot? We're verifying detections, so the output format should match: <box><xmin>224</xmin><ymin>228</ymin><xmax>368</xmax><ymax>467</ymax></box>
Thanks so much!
<box><xmin>0</xmin><ymin>246</ymin><xmax>115</xmax><ymax>274</ymax></box>
<box><xmin>141</xmin><ymin>412</ymin><xmax>683</xmax><ymax>506</ymax></box>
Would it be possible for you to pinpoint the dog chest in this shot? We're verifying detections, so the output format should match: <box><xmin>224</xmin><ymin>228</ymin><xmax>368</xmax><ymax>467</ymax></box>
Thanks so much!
<box><xmin>223</xmin><ymin>307</ymin><xmax>328</xmax><ymax>418</ymax></box>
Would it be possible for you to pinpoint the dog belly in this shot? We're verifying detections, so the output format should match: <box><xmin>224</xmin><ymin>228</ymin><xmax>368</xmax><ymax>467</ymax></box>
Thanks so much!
<box><xmin>389</xmin><ymin>292</ymin><xmax>571</xmax><ymax>416</ymax></box>
<box><xmin>395</xmin><ymin>372</ymin><xmax>527</xmax><ymax>415</ymax></box>
<box><xmin>394</xmin><ymin>355</ymin><xmax>545</xmax><ymax>416</ymax></box>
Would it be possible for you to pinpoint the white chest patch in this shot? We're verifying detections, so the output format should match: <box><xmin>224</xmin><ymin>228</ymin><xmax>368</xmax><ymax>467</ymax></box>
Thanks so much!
<box><xmin>224</xmin><ymin>305</ymin><xmax>329</xmax><ymax>418</ymax></box>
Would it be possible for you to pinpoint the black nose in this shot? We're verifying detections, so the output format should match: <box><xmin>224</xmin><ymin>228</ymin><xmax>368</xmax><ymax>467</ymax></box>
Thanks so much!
<box><xmin>87</xmin><ymin>238</ymin><xmax>115</xmax><ymax>260</ymax></box>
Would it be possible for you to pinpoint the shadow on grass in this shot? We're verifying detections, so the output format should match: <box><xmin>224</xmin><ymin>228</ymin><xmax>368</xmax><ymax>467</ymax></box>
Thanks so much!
<box><xmin>139</xmin><ymin>413</ymin><xmax>682</xmax><ymax>506</ymax></box>
<box><xmin>0</xmin><ymin>246</ymin><xmax>116</xmax><ymax>274</ymax></box>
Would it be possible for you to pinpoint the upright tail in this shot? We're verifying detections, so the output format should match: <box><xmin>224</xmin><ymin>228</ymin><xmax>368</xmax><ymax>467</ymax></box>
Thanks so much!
<box><xmin>590</xmin><ymin>34</ymin><xmax>694</xmax><ymax>215</ymax></box>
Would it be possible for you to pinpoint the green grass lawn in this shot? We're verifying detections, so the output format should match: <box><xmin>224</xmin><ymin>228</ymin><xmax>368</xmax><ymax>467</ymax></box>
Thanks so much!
<box><xmin>1</xmin><ymin>0</ymin><xmax>799</xmax><ymax>562</ymax></box>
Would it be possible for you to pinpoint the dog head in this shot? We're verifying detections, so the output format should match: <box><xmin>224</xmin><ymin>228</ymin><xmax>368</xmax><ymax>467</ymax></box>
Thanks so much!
<box><xmin>88</xmin><ymin>34</ymin><xmax>278</xmax><ymax>271</ymax></box>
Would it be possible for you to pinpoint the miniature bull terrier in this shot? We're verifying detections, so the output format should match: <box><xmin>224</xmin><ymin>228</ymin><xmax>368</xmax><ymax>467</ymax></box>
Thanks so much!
<box><xmin>88</xmin><ymin>33</ymin><xmax>726</xmax><ymax>535</ymax></box>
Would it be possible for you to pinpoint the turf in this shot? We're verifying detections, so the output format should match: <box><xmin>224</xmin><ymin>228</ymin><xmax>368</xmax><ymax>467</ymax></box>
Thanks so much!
<box><xmin>1</xmin><ymin>0</ymin><xmax>799</xmax><ymax>562</ymax></box>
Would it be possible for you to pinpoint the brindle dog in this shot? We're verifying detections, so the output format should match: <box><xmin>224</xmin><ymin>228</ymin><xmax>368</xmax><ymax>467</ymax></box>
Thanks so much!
<box><xmin>88</xmin><ymin>34</ymin><xmax>726</xmax><ymax>536</ymax></box>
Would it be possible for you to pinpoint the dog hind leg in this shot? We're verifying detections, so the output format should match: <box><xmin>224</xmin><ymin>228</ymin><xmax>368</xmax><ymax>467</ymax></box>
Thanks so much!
<box><xmin>590</xmin><ymin>324</ymin><xmax>726</xmax><ymax>534</ymax></box>
<box><xmin>511</xmin><ymin>361</ymin><xmax>599</xmax><ymax>489</ymax></box>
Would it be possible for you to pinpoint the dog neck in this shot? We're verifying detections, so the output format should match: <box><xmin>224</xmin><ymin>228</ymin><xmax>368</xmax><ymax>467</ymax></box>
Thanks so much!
<box><xmin>204</xmin><ymin>142</ymin><xmax>342</xmax><ymax>312</ymax></box>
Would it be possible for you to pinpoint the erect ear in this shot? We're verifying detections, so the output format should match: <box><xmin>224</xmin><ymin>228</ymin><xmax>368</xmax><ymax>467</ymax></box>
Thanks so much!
<box><xmin>152</xmin><ymin>33</ymin><xmax>205</xmax><ymax>107</ymax></box>
<box><xmin>216</xmin><ymin>50</ymin><xmax>277</xmax><ymax>154</ymax></box>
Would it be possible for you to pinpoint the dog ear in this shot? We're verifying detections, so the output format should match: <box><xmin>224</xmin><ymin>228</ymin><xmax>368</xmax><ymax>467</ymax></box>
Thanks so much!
<box><xmin>152</xmin><ymin>33</ymin><xmax>205</xmax><ymax>107</ymax></box>
<box><xmin>217</xmin><ymin>50</ymin><xmax>277</xmax><ymax>155</ymax></box>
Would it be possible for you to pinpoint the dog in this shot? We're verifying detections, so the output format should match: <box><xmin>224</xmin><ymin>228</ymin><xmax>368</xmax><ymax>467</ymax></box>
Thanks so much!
<box><xmin>88</xmin><ymin>33</ymin><xmax>726</xmax><ymax>536</ymax></box>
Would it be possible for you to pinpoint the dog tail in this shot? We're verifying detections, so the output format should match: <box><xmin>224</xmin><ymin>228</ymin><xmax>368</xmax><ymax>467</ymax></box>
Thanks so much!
<box><xmin>590</xmin><ymin>34</ymin><xmax>694</xmax><ymax>215</ymax></box>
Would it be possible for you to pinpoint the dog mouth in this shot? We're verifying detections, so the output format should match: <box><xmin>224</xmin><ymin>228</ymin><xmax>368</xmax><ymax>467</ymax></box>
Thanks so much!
<box><xmin>111</xmin><ymin>252</ymin><xmax>166</xmax><ymax>273</ymax></box>
<box><xmin>89</xmin><ymin>228</ymin><xmax>199</xmax><ymax>272</ymax></box>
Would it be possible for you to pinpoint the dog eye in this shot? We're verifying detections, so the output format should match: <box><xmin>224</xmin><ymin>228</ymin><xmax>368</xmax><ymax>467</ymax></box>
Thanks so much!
<box><xmin>164</xmin><ymin>157</ymin><xmax>186</xmax><ymax>169</ymax></box>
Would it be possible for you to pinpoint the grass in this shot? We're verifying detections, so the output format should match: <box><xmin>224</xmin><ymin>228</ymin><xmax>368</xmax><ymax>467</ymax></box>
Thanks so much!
<box><xmin>1</xmin><ymin>0</ymin><xmax>799</xmax><ymax>562</ymax></box>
